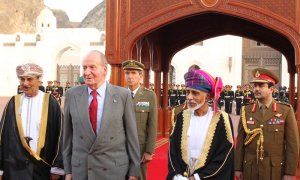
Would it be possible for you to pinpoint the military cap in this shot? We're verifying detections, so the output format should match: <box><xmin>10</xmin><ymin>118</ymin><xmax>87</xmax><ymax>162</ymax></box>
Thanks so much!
<box><xmin>250</xmin><ymin>68</ymin><xmax>279</xmax><ymax>84</ymax></box>
<box><xmin>122</xmin><ymin>60</ymin><xmax>145</xmax><ymax>71</ymax></box>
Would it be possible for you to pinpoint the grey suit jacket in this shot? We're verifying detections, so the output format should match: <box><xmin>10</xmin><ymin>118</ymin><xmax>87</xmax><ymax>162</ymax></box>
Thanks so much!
<box><xmin>63</xmin><ymin>84</ymin><xmax>140</xmax><ymax>180</ymax></box>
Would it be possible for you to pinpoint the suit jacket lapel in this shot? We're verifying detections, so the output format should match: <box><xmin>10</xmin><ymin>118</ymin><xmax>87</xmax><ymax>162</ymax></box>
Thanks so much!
<box><xmin>74</xmin><ymin>85</ymin><xmax>96</xmax><ymax>142</ymax></box>
<box><xmin>95</xmin><ymin>84</ymin><xmax>118</xmax><ymax>141</ymax></box>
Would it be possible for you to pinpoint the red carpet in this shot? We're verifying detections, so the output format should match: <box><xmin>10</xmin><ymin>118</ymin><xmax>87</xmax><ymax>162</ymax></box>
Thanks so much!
<box><xmin>148</xmin><ymin>138</ymin><xmax>169</xmax><ymax>180</ymax></box>
<box><xmin>147</xmin><ymin>138</ymin><xmax>297</xmax><ymax>180</ymax></box>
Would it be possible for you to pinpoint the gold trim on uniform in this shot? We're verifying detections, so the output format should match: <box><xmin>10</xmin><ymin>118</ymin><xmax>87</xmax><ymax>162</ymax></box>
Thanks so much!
<box><xmin>181</xmin><ymin>109</ymin><xmax>191</xmax><ymax>167</ymax></box>
<box><xmin>203</xmin><ymin>111</ymin><xmax>234</xmax><ymax>178</ymax></box>
<box><xmin>241</xmin><ymin>106</ymin><xmax>264</xmax><ymax>163</ymax></box>
<box><xmin>181</xmin><ymin>109</ymin><xmax>223</xmax><ymax>175</ymax></box>
<box><xmin>36</xmin><ymin>93</ymin><xmax>50</xmax><ymax>155</ymax></box>
<box><xmin>171</xmin><ymin>108</ymin><xmax>176</xmax><ymax>128</ymax></box>
<box><xmin>14</xmin><ymin>94</ymin><xmax>51</xmax><ymax>166</ymax></box>
<box><xmin>221</xmin><ymin>111</ymin><xmax>234</xmax><ymax>144</ymax></box>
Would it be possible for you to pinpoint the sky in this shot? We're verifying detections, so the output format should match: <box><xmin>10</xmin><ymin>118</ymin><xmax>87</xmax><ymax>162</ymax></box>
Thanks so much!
<box><xmin>44</xmin><ymin>0</ymin><xmax>104</xmax><ymax>22</ymax></box>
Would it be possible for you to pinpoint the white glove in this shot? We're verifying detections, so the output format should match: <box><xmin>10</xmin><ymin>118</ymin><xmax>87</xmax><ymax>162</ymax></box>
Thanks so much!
<box><xmin>173</xmin><ymin>174</ymin><xmax>189</xmax><ymax>180</ymax></box>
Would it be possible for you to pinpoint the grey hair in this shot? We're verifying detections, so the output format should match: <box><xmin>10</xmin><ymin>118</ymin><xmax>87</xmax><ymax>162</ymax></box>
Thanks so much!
<box><xmin>89</xmin><ymin>50</ymin><xmax>108</xmax><ymax>67</ymax></box>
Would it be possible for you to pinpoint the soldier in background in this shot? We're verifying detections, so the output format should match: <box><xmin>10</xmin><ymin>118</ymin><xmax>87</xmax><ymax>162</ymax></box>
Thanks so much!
<box><xmin>178</xmin><ymin>84</ymin><xmax>186</xmax><ymax>105</ymax></box>
<box><xmin>57</xmin><ymin>81</ymin><xmax>64</xmax><ymax>97</ymax></box>
<box><xmin>38</xmin><ymin>81</ymin><xmax>45</xmax><ymax>92</ymax></box>
<box><xmin>272</xmin><ymin>86</ymin><xmax>279</xmax><ymax>101</ymax></box>
<box><xmin>149</xmin><ymin>83</ymin><xmax>155</xmax><ymax>91</ymax></box>
<box><xmin>52</xmin><ymin>80</ymin><xmax>61</xmax><ymax>104</ymax></box>
<box><xmin>235</xmin><ymin>85</ymin><xmax>243</xmax><ymax>115</ymax></box>
<box><xmin>46</xmin><ymin>81</ymin><xmax>53</xmax><ymax>94</ymax></box>
<box><xmin>243</xmin><ymin>84</ymin><xmax>255</xmax><ymax>105</ymax></box>
<box><xmin>175</xmin><ymin>84</ymin><xmax>182</xmax><ymax>105</ymax></box>
<box><xmin>279</xmin><ymin>86</ymin><xmax>288</xmax><ymax>102</ymax></box>
<box><xmin>218</xmin><ymin>86</ymin><xmax>225</xmax><ymax>110</ymax></box>
<box><xmin>222</xmin><ymin>85</ymin><xmax>232</xmax><ymax>114</ymax></box>
<box><xmin>228</xmin><ymin>85</ymin><xmax>234</xmax><ymax>114</ymax></box>
<box><xmin>168</xmin><ymin>83</ymin><xmax>178</xmax><ymax>107</ymax></box>
<box><xmin>65</xmin><ymin>81</ymin><xmax>72</xmax><ymax>92</ymax></box>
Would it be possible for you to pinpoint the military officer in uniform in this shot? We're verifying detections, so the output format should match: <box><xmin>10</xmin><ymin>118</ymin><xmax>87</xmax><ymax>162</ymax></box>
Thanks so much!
<box><xmin>221</xmin><ymin>85</ymin><xmax>233</xmax><ymax>114</ymax></box>
<box><xmin>168</xmin><ymin>83</ymin><xmax>178</xmax><ymax>107</ymax></box>
<box><xmin>235</xmin><ymin>85</ymin><xmax>244</xmax><ymax>115</ymax></box>
<box><xmin>178</xmin><ymin>84</ymin><xmax>186</xmax><ymax>104</ymax></box>
<box><xmin>52</xmin><ymin>80</ymin><xmax>61</xmax><ymax>104</ymax></box>
<box><xmin>65</xmin><ymin>81</ymin><xmax>72</xmax><ymax>92</ymax></box>
<box><xmin>122</xmin><ymin>60</ymin><xmax>158</xmax><ymax>180</ymax></box>
<box><xmin>45</xmin><ymin>81</ymin><xmax>53</xmax><ymax>94</ymax></box>
<box><xmin>272</xmin><ymin>87</ymin><xmax>279</xmax><ymax>101</ymax></box>
<box><xmin>243</xmin><ymin>84</ymin><xmax>255</xmax><ymax>105</ymax></box>
<box><xmin>235</xmin><ymin>68</ymin><xmax>299</xmax><ymax>180</ymax></box>
<box><xmin>149</xmin><ymin>83</ymin><xmax>155</xmax><ymax>91</ymax></box>
<box><xmin>38</xmin><ymin>81</ymin><xmax>45</xmax><ymax>92</ymax></box>
<box><xmin>228</xmin><ymin>85</ymin><xmax>234</xmax><ymax>113</ymax></box>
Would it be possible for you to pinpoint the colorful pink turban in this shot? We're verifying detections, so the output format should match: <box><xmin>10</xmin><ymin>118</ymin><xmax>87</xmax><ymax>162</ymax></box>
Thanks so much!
<box><xmin>16</xmin><ymin>63</ymin><xmax>43</xmax><ymax>78</ymax></box>
<box><xmin>184</xmin><ymin>69</ymin><xmax>223</xmax><ymax>111</ymax></box>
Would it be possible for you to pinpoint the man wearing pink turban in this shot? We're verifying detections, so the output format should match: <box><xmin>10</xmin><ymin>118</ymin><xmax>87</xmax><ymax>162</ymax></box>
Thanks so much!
<box><xmin>167</xmin><ymin>69</ymin><xmax>234</xmax><ymax>180</ymax></box>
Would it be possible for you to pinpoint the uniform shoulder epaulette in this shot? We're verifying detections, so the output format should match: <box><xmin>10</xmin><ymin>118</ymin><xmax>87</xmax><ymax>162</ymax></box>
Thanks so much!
<box><xmin>277</xmin><ymin>101</ymin><xmax>292</xmax><ymax>107</ymax></box>
<box><xmin>143</xmin><ymin>87</ymin><xmax>153</xmax><ymax>92</ymax></box>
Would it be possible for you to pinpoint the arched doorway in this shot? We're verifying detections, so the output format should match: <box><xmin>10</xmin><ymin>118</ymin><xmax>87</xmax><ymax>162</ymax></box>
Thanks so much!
<box><xmin>56</xmin><ymin>45</ymin><xmax>81</xmax><ymax>87</ymax></box>
<box><xmin>106</xmin><ymin>1</ymin><xmax>300</xmax><ymax>137</ymax></box>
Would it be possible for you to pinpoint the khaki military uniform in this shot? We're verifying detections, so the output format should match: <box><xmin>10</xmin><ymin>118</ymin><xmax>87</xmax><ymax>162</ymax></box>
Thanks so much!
<box><xmin>132</xmin><ymin>86</ymin><xmax>158</xmax><ymax>180</ymax></box>
<box><xmin>235</xmin><ymin>100</ymin><xmax>299</xmax><ymax>180</ymax></box>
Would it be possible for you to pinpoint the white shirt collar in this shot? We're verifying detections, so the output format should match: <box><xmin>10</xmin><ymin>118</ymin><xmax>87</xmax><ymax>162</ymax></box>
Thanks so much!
<box><xmin>88</xmin><ymin>81</ymin><xmax>107</xmax><ymax>97</ymax></box>
<box><xmin>129</xmin><ymin>85</ymin><xmax>140</xmax><ymax>97</ymax></box>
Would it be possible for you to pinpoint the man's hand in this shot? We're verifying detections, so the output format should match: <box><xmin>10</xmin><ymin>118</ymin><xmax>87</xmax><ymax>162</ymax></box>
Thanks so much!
<box><xmin>65</xmin><ymin>174</ymin><xmax>72</xmax><ymax>180</ymax></box>
<box><xmin>282</xmin><ymin>175</ymin><xmax>295</xmax><ymax>180</ymax></box>
<box><xmin>0</xmin><ymin>175</ymin><xmax>2</xmax><ymax>180</ymax></box>
<box><xmin>50</xmin><ymin>174</ymin><xmax>61</xmax><ymax>180</ymax></box>
<box><xmin>235</xmin><ymin>171</ymin><xmax>243</xmax><ymax>180</ymax></box>
<box><xmin>141</xmin><ymin>152</ymin><xmax>153</xmax><ymax>163</ymax></box>
<box><xmin>128</xmin><ymin>176</ymin><xmax>138</xmax><ymax>180</ymax></box>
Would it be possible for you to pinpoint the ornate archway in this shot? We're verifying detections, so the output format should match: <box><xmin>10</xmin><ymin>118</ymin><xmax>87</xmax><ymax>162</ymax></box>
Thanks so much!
<box><xmin>105</xmin><ymin>0</ymin><xmax>300</xmax><ymax>144</ymax></box>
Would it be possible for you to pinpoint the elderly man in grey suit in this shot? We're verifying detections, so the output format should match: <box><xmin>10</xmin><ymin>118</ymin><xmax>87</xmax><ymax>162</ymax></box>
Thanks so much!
<box><xmin>63</xmin><ymin>50</ymin><xmax>140</xmax><ymax>180</ymax></box>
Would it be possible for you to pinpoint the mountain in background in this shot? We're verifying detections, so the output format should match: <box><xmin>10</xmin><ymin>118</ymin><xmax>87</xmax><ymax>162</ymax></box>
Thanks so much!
<box><xmin>0</xmin><ymin>0</ymin><xmax>105</xmax><ymax>34</ymax></box>
<box><xmin>79</xmin><ymin>2</ymin><xmax>106</xmax><ymax>31</ymax></box>
<box><xmin>0</xmin><ymin>0</ymin><xmax>44</xmax><ymax>34</ymax></box>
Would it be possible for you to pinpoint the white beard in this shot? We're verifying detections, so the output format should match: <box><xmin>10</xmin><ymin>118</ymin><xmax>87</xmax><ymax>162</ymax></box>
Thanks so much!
<box><xmin>188</xmin><ymin>101</ymin><xmax>205</xmax><ymax>111</ymax></box>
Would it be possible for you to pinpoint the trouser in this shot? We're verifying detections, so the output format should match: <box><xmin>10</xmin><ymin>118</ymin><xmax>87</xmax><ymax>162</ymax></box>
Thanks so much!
<box><xmin>139</xmin><ymin>144</ymin><xmax>148</xmax><ymax>180</ymax></box>
<box><xmin>236</xmin><ymin>99</ymin><xmax>243</xmax><ymax>115</ymax></box>
<box><xmin>224</xmin><ymin>99</ymin><xmax>232</xmax><ymax>114</ymax></box>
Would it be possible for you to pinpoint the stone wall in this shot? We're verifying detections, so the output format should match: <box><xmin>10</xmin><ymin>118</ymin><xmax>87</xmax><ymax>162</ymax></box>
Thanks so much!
<box><xmin>0</xmin><ymin>0</ymin><xmax>45</xmax><ymax>34</ymax></box>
